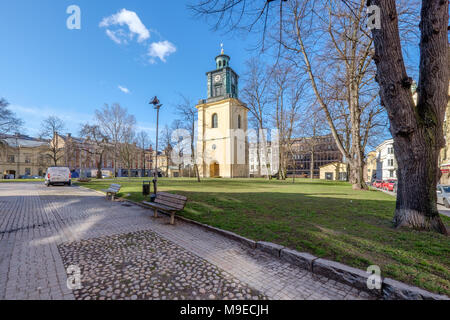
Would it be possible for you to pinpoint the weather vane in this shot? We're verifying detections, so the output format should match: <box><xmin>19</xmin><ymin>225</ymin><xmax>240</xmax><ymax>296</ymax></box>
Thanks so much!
<box><xmin>220</xmin><ymin>43</ymin><xmax>224</xmax><ymax>55</ymax></box>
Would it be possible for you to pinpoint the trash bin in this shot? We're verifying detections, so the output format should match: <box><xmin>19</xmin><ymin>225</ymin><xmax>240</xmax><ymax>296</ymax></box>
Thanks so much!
<box><xmin>142</xmin><ymin>180</ymin><xmax>151</xmax><ymax>196</ymax></box>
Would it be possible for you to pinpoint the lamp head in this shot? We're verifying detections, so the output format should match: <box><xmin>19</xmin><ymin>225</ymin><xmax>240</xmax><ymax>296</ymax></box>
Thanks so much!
<box><xmin>149</xmin><ymin>96</ymin><xmax>160</xmax><ymax>106</ymax></box>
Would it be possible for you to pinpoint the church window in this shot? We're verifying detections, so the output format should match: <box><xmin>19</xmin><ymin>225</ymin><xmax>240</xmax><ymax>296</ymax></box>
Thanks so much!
<box><xmin>212</xmin><ymin>113</ymin><xmax>218</xmax><ymax>128</ymax></box>
<box><xmin>237</xmin><ymin>115</ymin><xmax>241</xmax><ymax>129</ymax></box>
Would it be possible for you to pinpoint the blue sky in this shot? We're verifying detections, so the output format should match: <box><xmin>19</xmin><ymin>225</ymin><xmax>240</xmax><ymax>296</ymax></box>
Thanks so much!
<box><xmin>0</xmin><ymin>0</ymin><xmax>253</xmax><ymax>139</ymax></box>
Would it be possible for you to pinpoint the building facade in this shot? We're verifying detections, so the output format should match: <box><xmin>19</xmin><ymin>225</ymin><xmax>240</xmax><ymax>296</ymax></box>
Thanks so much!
<box><xmin>52</xmin><ymin>133</ymin><xmax>163</xmax><ymax>178</ymax></box>
<box><xmin>248</xmin><ymin>141</ymin><xmax>279</xmax><ymax>177</ymax></box>
<box><xmin>286</xmin><ymin>135</ymin><xmax>343</xmax><ymax>178</ymax></box>
<box><xmin>0</xmin><ymin>134</ymin><xmax>49</xmax><ymax>179</ymax></box>
<box><xmin>375</xmin><ymin>139</ymin><xmax>397</xmax><ymax>180</ymax></box>
<box><xmin>196</xmin><ymin>47</ymin><xmax>249</xmax><ymax>178</ymax></box>
<box><xmin>319</xmin><ymin>162</ymin><xmax>348</xmax><ymax>180</ymax></box>
<box><xmin>365</xmin><ymin>151</ymin><xmax>377</xmax><ymax>182</ymax></box>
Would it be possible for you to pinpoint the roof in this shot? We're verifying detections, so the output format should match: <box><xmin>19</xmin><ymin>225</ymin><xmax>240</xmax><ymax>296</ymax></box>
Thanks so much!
<box><xmin>0</xmin><ymin>134</ymin><xmax>48</xmax><ymax>148</ymax></box>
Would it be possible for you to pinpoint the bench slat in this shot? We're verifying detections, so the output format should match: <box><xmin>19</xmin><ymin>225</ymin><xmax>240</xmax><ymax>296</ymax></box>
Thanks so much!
<box><xmin>157</xmin><ymin>191</ymin><xmax>187</xmax><ymax>201</ymax></box>
<box><xmin>142</xmin><ymin>201</ymin><xmax>177</xmax><ymax>212</ymax></box>
<box><xmin>154</xmin><ymin>199</ymin><xmax>185</xmax><ymax>210</ymax></box>
<box><xmin>155</xmin><ymin>195</ymin><xmax>187</xmax><ymax>206</ymax></box>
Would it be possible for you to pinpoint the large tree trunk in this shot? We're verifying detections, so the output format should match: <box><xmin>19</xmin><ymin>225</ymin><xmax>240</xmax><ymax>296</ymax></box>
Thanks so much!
<box><xmin>96</xmin><ymin>153</ymin><xmax>103</xmax><ymax>179</ymax></box>
<box><xmin>370</xmin><ymin>0</ymin><xmax>448</xmax><ymax>234</ymax></box>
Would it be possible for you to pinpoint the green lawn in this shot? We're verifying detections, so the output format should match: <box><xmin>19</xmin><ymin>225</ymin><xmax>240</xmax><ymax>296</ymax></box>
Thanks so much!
<box><xmin>77</xmin><ymin>177</ymin><xmax>450</xmax><ymax>295</ymax></box>
<box><xmin>0</xmin><ymin>179</ymin><xmax>45</xmax><ymax>182</ymax></box>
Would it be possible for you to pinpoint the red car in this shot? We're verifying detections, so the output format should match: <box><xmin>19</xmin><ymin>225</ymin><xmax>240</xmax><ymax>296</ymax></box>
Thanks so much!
<box><xmin>373</xmin><ymin>180</ymin><xmax>383</xmax><ymax>188</ymax></box>
<box><xmin>384</xmin><ymin>179</ymin><xmax>397</xmax><ymax>192</ymax></box>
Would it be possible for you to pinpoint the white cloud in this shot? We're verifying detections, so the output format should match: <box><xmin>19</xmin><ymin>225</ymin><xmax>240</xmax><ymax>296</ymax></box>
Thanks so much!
<box><xmin>148</xmin><ymin>41</ymin><xmax>177</xmax><ymax>63</ymax></box>
<box><xmin>118</xmin><ymin>85</ymin><xmax>130</xmax><ymax>94</ymax></box>
<box><xmin>105</xmin><ymin>29</ymin><xmax>124</xmax><ymax>44</ymax></box>
<box><xmin>100</xmin><ymin>9</ymin><xmax>150</xmax><ymax>44</ymax></box>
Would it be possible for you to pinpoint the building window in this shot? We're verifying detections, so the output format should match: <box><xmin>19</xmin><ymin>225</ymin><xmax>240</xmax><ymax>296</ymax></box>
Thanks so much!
<box><xmin>25</xmin><ymin>155</ymin><xmax>31</xmax><ymax>163</ymax></box>
<box><xmin>7</xmin><ymin>155</ymin><xmax>15</xmax><ymax>163</ymax></box>
<box><xmin>212</xmin><ymin>113</ymin><xmax>218</xmax><ymax>128</ymax></box>
<box><xmin>25</xmin><ymin>168</ymin><xmax>31</xmax><ymax>175</ymax></box>
<box><xmin>237</xmin><ymin>115</ymin><xmax>241</xmax><ymax>129</ymax></box>
<box><xmin>388</xmin><ymin>159</ymin><xmax>394</xmax><ymax>166</ymax></box>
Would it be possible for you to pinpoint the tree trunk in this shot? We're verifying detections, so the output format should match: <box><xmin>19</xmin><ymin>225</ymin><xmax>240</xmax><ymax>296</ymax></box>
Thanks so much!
<box><xmin>370</xmin><ymin>0</ymin><xmax>448</xmax><ymax>234</ymax></box>
<box><xmin>96</xmin><ymin>153</ymin><xmax>103</xmax><ymax>179</ymax></box>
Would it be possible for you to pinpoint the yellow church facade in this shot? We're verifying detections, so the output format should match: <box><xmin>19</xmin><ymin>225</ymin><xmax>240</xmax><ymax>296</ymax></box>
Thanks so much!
<box><xmin>196</xmin><ymin>47</ymin><xmax>249</xmax><ymax>178</ymax></box>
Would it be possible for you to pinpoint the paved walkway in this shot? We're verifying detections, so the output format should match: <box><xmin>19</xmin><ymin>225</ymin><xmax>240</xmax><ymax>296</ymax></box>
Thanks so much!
<box><xmin>0</xmin><ymin>182</ymin><xmax>375</xmax><ymax>300</ymax></box>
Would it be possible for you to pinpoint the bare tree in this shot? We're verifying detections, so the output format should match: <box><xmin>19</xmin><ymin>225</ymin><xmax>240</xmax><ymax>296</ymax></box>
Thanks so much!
<box><xmin>160</xmin><ymin>124</ymin><xmax>172</xmax><ymax>177</ymax></box>
<box><xmin>368</xmin><ymin>0</ymin><xmax>448</xmax><ymax>234</ymax></box>
<box><xmin>119</xmin><ymin>126</ymin><xmax>137</xmax><ymax>178</ymax></box>
<box><xmin>136</xmin><ymin>131</ymin><xmax>151</xmax><ymax>177</ymax></box>
<box><xmin>176</xmin><ymin>95</ymin><xmax>201</xmax><ymax>181</ymax></box>
<box><xmin>0</xmin><ymin>98</ymin><xmax>23</xmax><ymax>134</ymax></box>
<box><xmin>79</xmin><ymin>124</ymin><xmax>109</xmax><ymax>179</ymax></box>
<box><xmin>95</xmin><ymin>103</ymin><xmax>136</xmax><ymax>177</ymax></box>
<box><xmin>40</xmin><ymin>116</ymin><xmax>66</xmax><ymax>166</ymax></box>
<box><xmin>241</xmin><ymin>58</ymin><xmax>272</xmax><ymax>178</ymax></box>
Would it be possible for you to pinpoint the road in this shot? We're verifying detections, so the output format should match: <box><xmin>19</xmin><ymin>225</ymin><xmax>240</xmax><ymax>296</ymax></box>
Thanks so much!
<box><xmin>377</xmin><ymin>188</ymin><xmax>450</xmax><ymax>218</ymax></box>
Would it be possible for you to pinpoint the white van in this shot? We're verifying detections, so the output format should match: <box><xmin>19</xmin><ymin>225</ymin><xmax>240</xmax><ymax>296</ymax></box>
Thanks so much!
<box><xmin>45</xmin><ymin>167</ymin><xmax>71</xmax><ymax>186</ymax></box>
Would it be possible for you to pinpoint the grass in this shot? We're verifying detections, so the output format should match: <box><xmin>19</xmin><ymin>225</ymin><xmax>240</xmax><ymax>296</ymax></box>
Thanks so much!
<box><xmin>77</xmin><ymin>177</ymin><xmax>450</xmax><ymax>295</ymax></box>
<box><xmin>0</xmin><ymin>179</ymin><xmax>45</xmax><ymax>182</ymax></box>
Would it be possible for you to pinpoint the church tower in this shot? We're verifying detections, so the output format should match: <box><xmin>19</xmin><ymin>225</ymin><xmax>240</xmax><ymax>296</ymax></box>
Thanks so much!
<box><xmin>196</xmin><ymin>46</ymin><xmax>249</xmax><ymax>178</ymax></box>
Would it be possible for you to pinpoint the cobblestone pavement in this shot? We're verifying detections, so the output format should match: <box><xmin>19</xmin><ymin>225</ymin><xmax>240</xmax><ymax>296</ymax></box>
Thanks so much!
<box><xmin>0</xmin><ymin>182</ymin><xmax>376</xmax><ymax>300</ymax></box>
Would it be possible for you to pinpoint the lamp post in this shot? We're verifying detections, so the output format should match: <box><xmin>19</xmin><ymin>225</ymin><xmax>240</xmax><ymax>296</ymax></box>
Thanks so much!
<box><xmin>149</xmin><ymin>96</ymin><xmax>162</xmax><ymax>195</ymax></box>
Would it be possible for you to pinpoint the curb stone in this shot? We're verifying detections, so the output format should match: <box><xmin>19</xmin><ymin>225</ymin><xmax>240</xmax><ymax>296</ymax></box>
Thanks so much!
<box><xmin>280</xmin><ymin>248</ymin><xmax>317</xmax><ymax>271</ymax></box>
<box><xmin>382</xmin><ymin>278</ymin><xmax>449</xmax><ymax>300</ymax></box>
<box><xmin>256</xmin><ymin>241</ymin><xmax>284</xmax><ymax>257</ymax></box>
<box><xmin>312</xmin><ymin>258</ymin><xmax>381</xmax><ymax>296</ymax></box>
<box><xmin>75</xmin><ymin>184</ymin><xmax>450</xmax><ymax>300</ymax></box>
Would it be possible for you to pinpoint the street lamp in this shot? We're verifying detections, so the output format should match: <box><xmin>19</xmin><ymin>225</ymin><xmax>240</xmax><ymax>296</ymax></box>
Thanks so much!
<box><xmin>149</xmin><ymin>96</ymin><xmax>162</xmax><ymax>196</ymax></box>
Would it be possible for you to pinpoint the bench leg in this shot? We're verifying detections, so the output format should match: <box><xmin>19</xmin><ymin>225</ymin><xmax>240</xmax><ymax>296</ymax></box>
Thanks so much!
<box><xmin>170</xmin><ymin>213</ymin><xmax>175</xmax><ymax>225</ymax></box>
<box><xmin>154</xmin><ymin>209</ymin><xmax>158</xmax><ymax>218</ymax></box>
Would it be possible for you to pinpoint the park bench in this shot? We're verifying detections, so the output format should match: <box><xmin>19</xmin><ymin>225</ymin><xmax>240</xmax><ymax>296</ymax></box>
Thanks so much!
<box><xmin>142</xmin><ymin>192</ymin><xmax>188</xmax><ymax>225</ymax></box>
<box><xmin>101</xmin><ymin>184</ymin><xmax>121</xmax><ymax>200</ymax></box>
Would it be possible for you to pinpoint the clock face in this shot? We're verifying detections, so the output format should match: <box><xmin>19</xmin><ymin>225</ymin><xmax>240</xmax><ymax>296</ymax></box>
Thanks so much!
<box><xmin>214</xmin><ymin>74</ymin><xmax>221</xmax><ymax>83</ymax></box>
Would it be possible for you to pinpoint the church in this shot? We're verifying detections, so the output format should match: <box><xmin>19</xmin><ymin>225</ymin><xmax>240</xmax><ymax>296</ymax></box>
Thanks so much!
<box><xmin>196</xmin><ymin>47</ymin><xmax>249</xmax><ymax>178</ymax></box>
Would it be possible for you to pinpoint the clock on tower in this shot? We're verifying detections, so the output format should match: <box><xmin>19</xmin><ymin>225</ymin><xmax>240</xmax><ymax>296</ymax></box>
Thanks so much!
<box><xmin>205</xmin><ymin>45</ymin><xmax>239</xmax><ymax>102</ymax></box>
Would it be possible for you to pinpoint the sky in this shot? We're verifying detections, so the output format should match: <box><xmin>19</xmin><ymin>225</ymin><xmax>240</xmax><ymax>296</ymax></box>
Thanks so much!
<box><xmin>0</xmin><ymin>0</ymin><xmax>254</xmax><ymax>139</ymax></box>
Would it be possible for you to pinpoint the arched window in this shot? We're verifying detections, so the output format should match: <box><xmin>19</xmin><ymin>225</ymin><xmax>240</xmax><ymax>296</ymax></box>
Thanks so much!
<box><xmin>237</xmin><ymin>115</ymin><xmax>241</xmax><ymax>129</ymax></box>
<box><xmin>212</xmin><ymin>113</ymin><xmax>218</xmax><ymax>128</ymax></box>
<box><xmin>218</xmin><ymin>61</ymin><xmax>222</xmax><ymax>68</ymax></box>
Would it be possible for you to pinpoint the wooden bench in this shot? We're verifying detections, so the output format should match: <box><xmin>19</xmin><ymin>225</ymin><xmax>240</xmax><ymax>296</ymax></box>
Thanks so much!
<box><xmin>101</xmin><ymin>184</ymin><xmax>121</xmax><ymax>200</ymax></box>
<box><xmin>142</xmin><ymin>192</ymin><xmax>188</xmax><ymax>225</ymax></box>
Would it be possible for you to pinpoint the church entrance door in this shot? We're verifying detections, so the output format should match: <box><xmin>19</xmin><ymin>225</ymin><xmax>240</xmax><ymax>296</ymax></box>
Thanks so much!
<box><xmin>210</xmin><ymin>162</ymin><xmax>220</xmax><ymax>177</ymax></box>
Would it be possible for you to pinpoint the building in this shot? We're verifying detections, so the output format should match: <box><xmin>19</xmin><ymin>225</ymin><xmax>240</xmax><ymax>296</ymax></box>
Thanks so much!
<box><xmin>375</xmin><ymin>139</ymin><xmax>397</xmax><ymax>180</ymax></box>
<box><xmin>365</xmin><ymin>151</ymin><xmax>377</xmax><ymax>182</ymax></box>
<box><xmin>196</xmin><ymin>47</ymin><xmax>249</xmax><ymax>178</ymax></box>
<box><xmin>248</xmin><ymin>141</ymin><xmax>278</xmax><ymax>177</ymax></box>
<box><xmin>319</xmin><ymin>162</ymin><xmax>347</xmax><ymax>180</ymax></box>
<box><xmin>438</xmin><ymin>83</ymin><xmax>450</xmax><ymax>183</ymax></box>
<box><xmin>286</xmin><ymin>135</ymin><xmax>343</xmax><ymax>178</ymax></box>
<box><xmin>0</xmin><ymin>133</ymin><xmax>49</xmax><ymax>179</ymax></box>
<box><xmin>51</xmin><ymin>133</ymin><xmax>161</xmax><ymax>178</ymax></box>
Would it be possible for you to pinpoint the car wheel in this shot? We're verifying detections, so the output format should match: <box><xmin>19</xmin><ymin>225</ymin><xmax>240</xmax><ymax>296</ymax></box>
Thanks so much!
<box><xmin>444</xmin><ymin>199</ymin><xmax>450</xmax><ymax>208</ymax></box>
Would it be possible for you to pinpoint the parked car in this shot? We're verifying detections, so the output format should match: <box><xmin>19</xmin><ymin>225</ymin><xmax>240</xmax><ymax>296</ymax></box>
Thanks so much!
<box><xmin>373</xmin><ymin>180</ymin><xmax>383</xmax><ymax>188</ymax></box>
<box><xmin>437</xmin><ymin>184</ymin><xmax>450</xmax><ymax>208</ymax></box>
<box><xmin>19</xmin><ymin>175</ymin><xmax>33</xmax><ymax>179</ymax></box>
<box><xmin>384</xmin><ymin>179</ymin><xmax>397</xmax><ymax>192</ymax></box>
<box><xmin>45</xmin><ymin>167</ymin><xmax>71</xmax><ymax>186</ymax></box>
